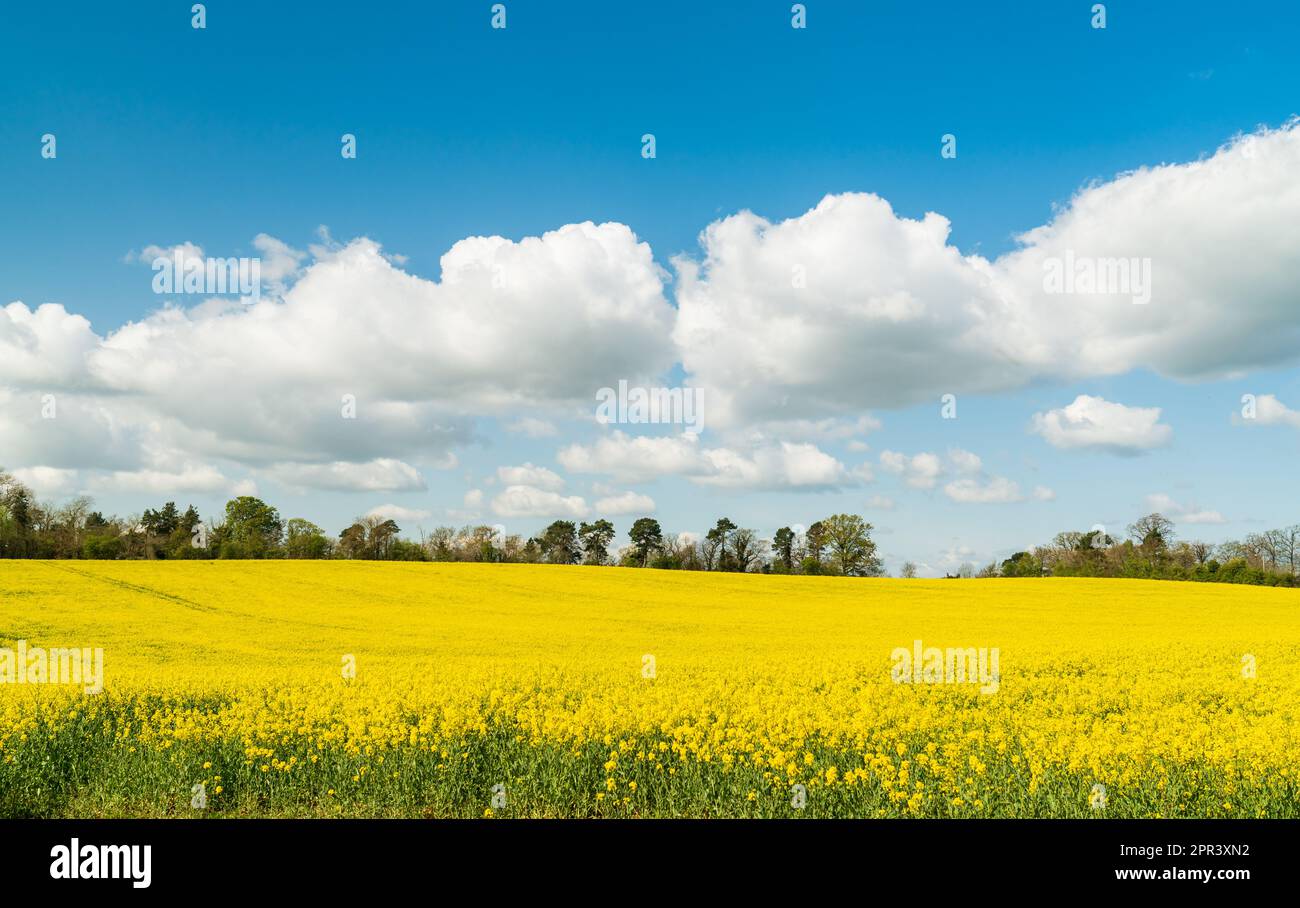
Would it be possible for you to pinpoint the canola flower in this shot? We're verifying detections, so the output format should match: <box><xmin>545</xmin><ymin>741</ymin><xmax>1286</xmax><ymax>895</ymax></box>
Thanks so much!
<box><xmin>0</xmin><ymin>560</ymin><xmax>1297</xmax><ymax>818</ymax></box>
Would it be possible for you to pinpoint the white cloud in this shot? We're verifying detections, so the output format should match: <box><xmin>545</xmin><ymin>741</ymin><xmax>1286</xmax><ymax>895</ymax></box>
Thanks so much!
<box><xmin>6</xmin><ymin>463</ymin><xmax>257</xmax><ymax>499</ymax></box>
<box><xmin>947</xmin><ymin>448</ymin><xmax>982</xmax><ymax>475</ymax></box>
<box><xmin>10</xmin><ymin>466</ymin><xmax>78</xmax><ymax>496</ymax></box>
<box><xmin>1032</xmin><ymin>485</ymin><xmax>1056</xmax><ymax>501</ymax></box>
<box><xmin>558</xmin><ymin>431</ymin><xmax>851</xmax><ymax>490</ymax></box>
<box><xmin>0</xmin><ymin>303</ymin><xmax>103</xmax><ymax>387</ymax></box>
<box><xmin>558</xmin><ymin>432</ymin><xmax>705</xmax><ymax>483</ymax></box>
<box><xmin>1</xmin><ymin>224</ymin><xmax>674</xmax><ymax>484</ymax></box>
<box><xmin>1146</xmin><ymin>493</ymin><xmax>1226</xmax><ymax>525</ymax></box>
<box><xmin>252</xmin><ymin>233</ymin><xmax>307</xmax><ymax>290</ymax></box>
<box><xmin>365</xmin><ymin>504</ymin><xmax>432</xmax><ymax>522</ymax></box>
<box><xmin>737</xmin><ymin>414</ymin><xmax>881</xmax><ymax>444</ymax></box>
<box><xmin>496</xmin><ymin>463</ymin><xmax>565</xmax><ymax>492</ymax></box>
<box><xmin>938</xmin><ymin>544</ymin><xmax>978</xmax><ymax>567</ymax></box>
<box><xmin>944</xmin><ymin>476</ymin><xmax>1024</xmax><ymax>504</ymax></box>
<box><xmin>699</xmin><ymin>442</ymin><xmax>848</xmax><ymax>489</ymax></box>
<box><xmin>879</xmin><ymin>448</ymin><xmax>1027</xmax><ymax>504</ymax></box>
<box><xmin>490</xmin><ymin>485</ymin><xmax>589</xmax><ymax>519</ymax></box>
<box><xmin>1179</xmin><ymin>510</ymin><xmax>1227</xmax><ymax>525</ymax></box>
<box><xmin>879</xmin><ymin>450</ymin><xmax>943</xmax><ymax>489</ymax></box>
<box><xmin>673</xmin><ymin>122</ymin><xmax>1300</xmax><ymax>424</ymax></box>
<box><xmin>673</xmin><ymin>193</ymin><xmax>1010</xmax><ymax>426</ymax></box>
<box><xmin>865</xmin><ymin>494</ymin><xmax>896</xmax><ymax>510</ymax></box>
<box><xmin>87</xmin><ymin>465</ymin><xmax>245</xmax><ymax>495</ymax></box>
<box><xmin>1031</xmin><ymin>395</ymin><xmax>1172</xmax><ymax>453</ymax></box>
<box><xmin>1241</xmin><ymin>394</ymin><xmax>1300</xmax><ymax>428</ymax></box>
<box><xmin>133</xmin><ymin>241</ymin><xmax>204</xmax><ymax>265</ymax></box>
<box><xmin>850</xmin><ymin>462</ymin><xmax>875</xmax><ymax>482</ymax></box>
<box><xmin>593</xmin><ymin>491</ymin><xmax>656</xmax><ymax>515</ymax></box>
<box><xmin>9</xmin><ymin>122</ymin><xmax>1300</xmax><ymax>507</ymax></box>
<box><xmin>265</xmin><ymin>458</ymin><xmax>426</xmax><ymax>492</ymax></box>
<box><xmin>996</xmin><ymin>122</ymin><xmax>1300</xmax><ymax>382</ymax></box>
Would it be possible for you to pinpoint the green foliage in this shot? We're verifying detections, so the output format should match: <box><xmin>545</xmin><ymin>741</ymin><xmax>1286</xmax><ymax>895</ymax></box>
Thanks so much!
<box><xmin>6</xmin><ymin>469</ymin><xmax>1293</xmax><ymax>589</ymax></box>
<box><xmin>999</xmin><ymin>551</ymin><xmax>1042</xmax><ymax>578</ymax></box>
<box><xmin>223</xmin><ymin>497</ymin><xmax>284</xmax><ymax>558</ymax></box>
<box><xmin>628</xmin><ymin>518</ymin><xmax>663</xmax><ymax>567</ymax></box>
<box><xmin>285</xmin><ymin>519</ymin><xmax>331</xmax><ymax>559</ymax></box>
<box><xmin>1018</xmin><ymin>514</ymin><xmax>1298</xmax><ymax>588</ymax></box>
<box><xmin>537</xmin><ymin>521</ymin><xmax>581</xmax><ymax>565</ymax></box>
<box><xmin>773</xmin><ymin>527</ymin><xmax>795</xmax><ymax>572</ymax></box>
<box><xmin>579</xmin><ymin>519</ymin><xmax>616</xmax><ymax>565</ymax></box>
<box><xmin>820</xmin><ymin>513</ymin><xmax>883</xmax><ymax>577</ymax></box>
<box><xmin>82</xmin><ymin>535</ymin><xmax>123</xmax><ymax>559</ymax></box>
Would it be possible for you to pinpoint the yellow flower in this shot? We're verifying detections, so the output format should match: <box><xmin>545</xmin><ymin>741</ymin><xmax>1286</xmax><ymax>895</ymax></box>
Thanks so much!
<box><xmin>1</xmin><ymin>563</ymin><xmax>1294</xmax><ymax>819</ymax></box>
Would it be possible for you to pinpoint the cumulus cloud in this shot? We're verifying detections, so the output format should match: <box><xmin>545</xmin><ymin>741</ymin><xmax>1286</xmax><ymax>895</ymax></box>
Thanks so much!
<box><xmin>0</xmin><ymin>303</ymin><xmax>103</xmax><ymax>388</ymax></box>
<box><xmin>490</xmin><ymin>485</ymin><xmax>589</xmax><ymax>519</ymax></box>
<box><xmin>7</xmin><ymin>462</ymin><xmax>255</xmax><ymax>498</ymax></box>
<box><xmin>1146</xmin><ymin>493</ymin><xmax>1226</xmax><ymax>525</ymax></box>
<box><xmin>881</xmin><ymin>448</ymin><xmax>1028</xmax><ymax>504</ymax></box>
<box><xmin>947</xmin><ymin>448</ymin><xmax>983</xmax><ymax>475</ymax></box>
<box><xmin>88</xmin><ymin>465</ymin><xmax>249</xmax><ymax>495</ymax></box>
<box><xmin>496</xmin><ymin>463</ymin><xmax>565</xmax><ymax>492</ymax></box>
<box><xmin>944</xmin><ymin>476</ymin><xmax>1024</xmax><ymax>504</ymax></box>
<box><xmin>8</xmin><ymin>122</ymin><xmax>1300</xmax><ymax>504</ymax></box>
<box><xmin>9</xmin><ymin>466</ymin><xmax>78</xmax><ymax>496</ymax></box>
<box><xmin>264</xmin><ymin>458</ymin><xmax>427</xmax><ymax>492</ymax></box>
<box><xmin>878</xmin><ymin>447</ymin><xmax>972</xmax><ymax>489</ymax></box>
<box><xmin>1</xmin><ymin>224</ymin><xmax>673</xmax><ymax>489</ymax></box>
<box><xmin>736</xmin><ymin>414</ymin><xmax>881</xmax><ymax>444</ymax></box>
<box><xmin>673</xmin><ymin>122</ymin><xmax>1300</xmax><ymax>425</ymax></box>
<box><xmin>1030</xmin><ymin>395</ymin><xmax>1172</xmax><ymax>453</ymax></box>
<box><xmin>558</xmin><ymin>433</ymin><xmax>705</xmax><ymax>483</ymax></box>
<box><xmin>879</xmin><ymin>451</ymin><xmax>944</xmax><ymax>489</ymax></box>
<box><xmin>252</xmin><ymin>233</ymin><xmax>307</xmax><ymax>291</ymax></box>
<box><xmin>672</xmin><ymin>193</ymin><xmax>1012</xmax><ymax>426</ymax></box>
<box><xmin>131</xmin><ymin>241</ymin><xmax>204</xmax><ymax>266</ymax></box>
<box><xmin>995</xmin><ymin>122</ymin><xmax>1300</xmax><ymax>381</ymax></box>
<box><xmin>364</xmin><ymin>503</ymin><xmax>433</xmax><ymax>523</ymax></box>
<box><xmin>558</xmin><ymin>431</ymin><xmax>851</xmax><ymax>490</ymax></box>
<box><xmin>1238</xmin><ymin>393</ymin><xmax>1300</xmax><ymax>428</ymax></box>
<box><xmin>0</xmin><ymin>389</ymin><xmax>149</xmax><ymax>472</ymax></box>
<box><xmin>594</xmin><ymin>491</ymin><xmax>656</xmax><ymax>514</ymax></box>
<box><xmin>938</xmin><ymin>544</ymin><xmax>979</xmax><ymax>568</ymax></box>
<box><xmin>700</xmin><ymin>442</ymin><xmax>848</xmax><ymax>489</ymax></box>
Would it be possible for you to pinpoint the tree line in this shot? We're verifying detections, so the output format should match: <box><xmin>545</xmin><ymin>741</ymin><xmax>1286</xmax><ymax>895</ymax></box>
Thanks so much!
<box><xmin>943</xmin><ymin>512</ymin><xmax>1300</xmax><ymax>587</ymax></box>
<box><xmin>0</xmin><ymin>470</ymin><xmax>882</xmax><ymax>575</ymax></box>
<box><xmin>3</xmin><ymin>468</ymin><xmax>1295</xmax><ymax>586</ymax></box>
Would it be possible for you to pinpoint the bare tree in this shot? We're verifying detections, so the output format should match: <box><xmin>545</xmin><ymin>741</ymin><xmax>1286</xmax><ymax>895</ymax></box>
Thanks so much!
<box><xmin>1247</xmin><ymin>531</ymin><xmax>1280</xmax><ymax>572</ymax></box>
<box><xmin>1128</xmin><ymin>513</ymin><xmax>1175</xmax><ymax>548</ymax></box>
<box><xmin>1283</xmin><ymin>526</ymin><xmax>1300</xmax><ymax>575</ymax></box>
<box><xmin>730</xmin><ymin>528</ymin><xmax>766</xmax><ymax>573</ymax></box>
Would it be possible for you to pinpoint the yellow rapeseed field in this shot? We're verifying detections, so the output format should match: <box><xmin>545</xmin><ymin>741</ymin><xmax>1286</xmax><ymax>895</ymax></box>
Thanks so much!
<box><xmin>0</xmin><ymin>560</ymin><xmax>1297</xmax><ymax>817</ymax></box>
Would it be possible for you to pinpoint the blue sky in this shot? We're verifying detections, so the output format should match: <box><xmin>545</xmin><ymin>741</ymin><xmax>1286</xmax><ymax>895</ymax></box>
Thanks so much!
<box><xmin>3</xmin><ymin>1</ymin><xmax>1300</xmax><ymax>573</ymax></box>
